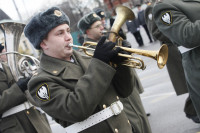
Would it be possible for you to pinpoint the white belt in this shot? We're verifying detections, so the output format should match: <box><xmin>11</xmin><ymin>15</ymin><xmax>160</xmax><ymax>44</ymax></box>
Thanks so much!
<box><xmin>65</xmin><ymin>100</ymin><xmax>123</xmax><ymax>133</ymax></box>
<box><xmin>178</xmin><ymin>46</ymin><xmax>198</xmax><ymax>54</ymax></box>
<box><xmin>2</xmin><ymin>101</ymin><xmax>33</xmax><ymax>118</ymax></box>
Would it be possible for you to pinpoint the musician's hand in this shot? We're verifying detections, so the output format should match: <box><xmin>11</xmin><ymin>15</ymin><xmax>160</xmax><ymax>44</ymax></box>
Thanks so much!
<box><xmin>110</xmin><ymin>40</ymin><xmax>131</xmax><ymax>64</ymax></box>
<box><xmin>17</xmin><ymin>77</ymin><xmax>31</xmax><ymax>92</ymax></box>
<box><xmin>121</xmin><ymin>40</ymin><xmax>132</xmax><ymax>55</ymax></box>
<box><xmin>93</xmin><ymin>36</ymin><xmax>121</xmax><ymax>64</ymax></box>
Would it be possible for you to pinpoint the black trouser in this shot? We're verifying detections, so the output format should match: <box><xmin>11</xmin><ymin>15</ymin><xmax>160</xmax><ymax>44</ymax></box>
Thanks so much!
<box><xmin>142</xmin><ymin>24</ymin><xmax>153</xmax><ymax>42</ymax></box>
<box><xmin>132</xmin><ymin>31</ymin><xmax>144</xmax><ymax>46</ymax></box>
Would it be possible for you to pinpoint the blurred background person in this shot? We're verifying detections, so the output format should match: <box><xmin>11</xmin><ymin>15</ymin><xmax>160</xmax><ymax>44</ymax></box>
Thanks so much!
<box><xmin>126</xmin><ymin>19</ymin><xmax>144</xmax><ymax>47</ymax></box>
<box><xmin>137</xmin><ymin>4</ymin><xmax>153</xmax><ymax>43</ymax></box>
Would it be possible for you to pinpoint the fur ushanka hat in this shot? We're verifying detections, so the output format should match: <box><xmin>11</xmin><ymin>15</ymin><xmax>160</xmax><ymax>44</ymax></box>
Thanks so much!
<box><xmin>24</xmin><ymin>7</ymin><xmax>70</xmax><ymax>50</ymax></box>
<box><xmin>77</xmin><ymin>12</ymin><xmax>101</xmax><ymax>34</ymax></box>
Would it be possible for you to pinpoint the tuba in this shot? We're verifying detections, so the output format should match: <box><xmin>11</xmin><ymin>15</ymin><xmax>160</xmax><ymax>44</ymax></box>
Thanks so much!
<box><xmin>0</xmin><ymin>20</ymin><xmax>39</xmax><ymax>80</ymax></box>
<box><xmin>0</xmin><ymin>20</ymin><xmax>40</xmax><ymax>106</ymax></box>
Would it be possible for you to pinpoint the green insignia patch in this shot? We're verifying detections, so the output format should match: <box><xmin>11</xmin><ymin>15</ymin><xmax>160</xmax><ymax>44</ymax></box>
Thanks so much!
<box><xmin>161</xmin><ymin>11</ymin><xmax>172</xmax><ymax>25</ymax></box>
<box><xmin>36</xmin><ymin>83</ymin><xmax>50</xmax><ymax>101</ymax></box>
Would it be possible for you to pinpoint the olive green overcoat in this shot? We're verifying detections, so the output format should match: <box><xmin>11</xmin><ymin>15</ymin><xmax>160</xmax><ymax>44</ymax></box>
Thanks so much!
<box><xmin>28</xmin><ymin>50</ymin><xmax>134</xmax><ymax>133</ymax></box>
<box><xmin>0</xmin><ymin>63</ymin><xmax>52</xmax><ymax>133</ymax></box>
<box><xmin>152</xmin><ymin>0</ymin><xmax>200</xmax><ymax>119</ymax></box>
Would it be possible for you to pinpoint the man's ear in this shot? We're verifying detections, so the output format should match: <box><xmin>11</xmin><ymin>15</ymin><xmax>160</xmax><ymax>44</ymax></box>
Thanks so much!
<box><xmin>85</xmin><ymin>29</ymin><xmax>90</xmax><ymax>35</ymax></box>
<box><xmin>40</xmin><ymin>41</ymin><xmax>48</xmax><ymax>50</ymax></box>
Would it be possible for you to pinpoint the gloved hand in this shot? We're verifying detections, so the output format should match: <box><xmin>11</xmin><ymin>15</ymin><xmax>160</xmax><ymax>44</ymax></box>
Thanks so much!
<box><xmin>16</xmin><ymin>77</ymin><xmax>31</xmax><ymax>92</ymax></box>
<box><xmin>93</xmin><ymin>36</ymin><xmax>121</xmax><ymax>64</ymax></box>
<box><xmin>111</xmin><ymin>40</ymin><xmax>131</xmax><ymax>64</ymax></box>
<box><xmin>122</xmin><ymin>40</ymin><xmax>131</xmax><ymax>48</ymax></box>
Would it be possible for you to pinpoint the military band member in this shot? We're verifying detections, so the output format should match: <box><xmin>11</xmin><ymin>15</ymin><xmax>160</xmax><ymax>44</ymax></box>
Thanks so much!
<box><xmin>151</xmin><ymin>0</ymin><xmax>200</xmax><ymax>122</ymax></box>
<box><xmin>77</xmin><ymin>12</ymin><xmax>152</xmax><ymax>133</ymax></box>
<box><xmin>24</xmin><ymin>7</ymin><xmax>135</xmax><ymax>133</ymax></box>
<box><xmin>144</xmin><ymin>2</ymin><xmax>199</xmax><ymax>123</ymax></box>
<box><xmin>0</xmin><ymin>43</ymin><xmax>52</xmax><ymax>133</ymax></box>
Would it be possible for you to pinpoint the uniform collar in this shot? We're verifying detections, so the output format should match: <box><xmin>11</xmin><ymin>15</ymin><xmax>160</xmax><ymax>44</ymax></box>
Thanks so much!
<box><xmin>85</xmin><ymin>37</ymin><xmax>97</xmax><ymax>42</ymax></box>
<box><xmin>40</xmin><ymin>50</ymin><xmax>91</xmax><ymax>76</ymax></box>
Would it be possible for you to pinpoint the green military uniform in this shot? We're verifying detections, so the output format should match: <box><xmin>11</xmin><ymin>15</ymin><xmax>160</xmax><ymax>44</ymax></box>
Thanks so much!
<box><xmin>28</xmin><ymin>50</ymin><xmax>134</xmax><ymax>133</ymax></box>
<box><xmin>145</xmin><ymin>1</ymin><xmax>198</xmax><ymax>121</ymax></box>
<box><xmin>83</xmin><ymin>37</ymin><xmax>152</xmax><ymax>133</ymax></box>
<box><xmin>152</xmin><ymin>0</ymin><xmax>200</xmax><ymax>119</ymax></box>
<box><xmin>144</xmin><ymin>1</ymin><xmax>188</xmax><ymax>95</ymax></box>
<box><xmin>0</xmin><ymin>63</ymin><xmax>52</xmax><ymax>133</ymax></box>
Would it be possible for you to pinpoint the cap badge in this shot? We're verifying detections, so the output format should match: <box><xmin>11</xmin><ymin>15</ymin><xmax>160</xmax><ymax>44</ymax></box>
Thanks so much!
<box><xmin>36</xmin><ymin>83</ymin><xmax>50</xmax><ymax>101</ymax></box>
<box><xmin>161</xmin><ymin>11</ymin><xmax>172</xmax><ymax>25</ymax></box>
<box><xmin>54</xmin><ymin>10</ymin><xmax>62</xmax><ymax>17</ymax></box>
<box><xmin>100</xmin><ymin>12</ymin><xmax>104</xmax><ymax>16</ymax></box>
<box><xmin>93</xmin><ymin>13</ymin><xmax>98</xmax><ymax>18</ymax></box>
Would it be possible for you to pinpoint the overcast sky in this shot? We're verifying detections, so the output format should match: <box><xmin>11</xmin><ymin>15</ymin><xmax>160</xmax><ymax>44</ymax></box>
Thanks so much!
<box><xmin>0</xmin><ymin>0</ymin><xmax>64</xmax><ymax>21</ymax></box>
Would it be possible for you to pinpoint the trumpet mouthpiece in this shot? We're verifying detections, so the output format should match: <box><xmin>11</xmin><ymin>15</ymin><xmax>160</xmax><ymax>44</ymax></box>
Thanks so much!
<box><xmin>69</xmin><ymin>43</ymin><xmax>73</xmax><ymax>47</ymax></box>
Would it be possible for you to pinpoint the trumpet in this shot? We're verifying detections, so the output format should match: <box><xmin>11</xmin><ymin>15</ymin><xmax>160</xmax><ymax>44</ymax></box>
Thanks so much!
<box><xmin>69</xmin><ymin>43</ymin><xmax>168</xmax><ymax>70</ymax></box>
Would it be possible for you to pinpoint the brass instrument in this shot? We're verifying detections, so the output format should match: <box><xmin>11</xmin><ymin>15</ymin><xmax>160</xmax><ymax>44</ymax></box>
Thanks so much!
<box><xmin>109</xmin><ymin>5</ymin><xmax>135</xmax><ymax>44</ymax></box>
<box><xmin>70</xmin><ymin>43</ymin><xmax>168</xmax><ymax>70</ymax></box>
<box><xmin>0</xmin><ymin>20</ymin><xmax>39</xmax><ymax>80</ymax></box>
<box><xmin>0</xmin><ymin>20</ymin><xmax>40</xmax><ymax>106</ymax></box>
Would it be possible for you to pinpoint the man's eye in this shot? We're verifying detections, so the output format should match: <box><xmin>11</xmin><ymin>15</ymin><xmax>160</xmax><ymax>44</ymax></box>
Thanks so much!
<box><xmin>57</xmin><ymin>32</ymin><xmax>63</xmax><ymax>35</ymax></box>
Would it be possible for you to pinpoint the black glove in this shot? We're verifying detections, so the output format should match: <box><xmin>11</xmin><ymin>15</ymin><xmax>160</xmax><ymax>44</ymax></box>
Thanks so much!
<box><xmin>16</xmin><ymin>77</ymin><xmax>31</xmax><ymax>92</ymax></box>
<box><xmin>110</xmin><ymin>40</ymin><xmax>131</xmax><ymax>64</ymax></box>
<box><xmin>93</xmin><ymin>36</ymin><xmax>121</xmax><ymax>64</ymax></box>
<box><xmin>122</xmin><ymin>40</ymin><xmax>131</xmax><ymax>48</ymax></box>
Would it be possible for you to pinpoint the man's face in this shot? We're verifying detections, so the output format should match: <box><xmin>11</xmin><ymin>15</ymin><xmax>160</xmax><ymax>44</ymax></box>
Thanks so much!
<box><xmin>41</xmin><ymin>24</ymin><xmax>73</xmax><ymax>61</ymax></box>
<box><xmin>86</xmin><ymin>21</ymin><xmax>104</xmax><ymax>41</ymax></box>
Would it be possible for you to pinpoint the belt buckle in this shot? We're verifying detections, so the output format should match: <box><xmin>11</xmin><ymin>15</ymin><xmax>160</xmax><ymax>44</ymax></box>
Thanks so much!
<box><xmin>110</xmin><ymin>101</ymin><xmax>122</xmax><ymax>115</ymax></box>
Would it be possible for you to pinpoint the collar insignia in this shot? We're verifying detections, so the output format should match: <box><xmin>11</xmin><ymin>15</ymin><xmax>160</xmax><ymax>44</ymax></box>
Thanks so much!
<box><xmin>36</xmin><ymin>83</ymin><xmax>50</xmax><ymax>101</ymax></box>
<box><xmin>161</xmin><ymin>11</ymin><xmax>172</xmax><ymax>25</ymax></box>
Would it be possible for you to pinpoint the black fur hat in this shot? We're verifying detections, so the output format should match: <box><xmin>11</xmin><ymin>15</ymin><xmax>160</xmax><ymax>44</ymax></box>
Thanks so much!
<box><xmin>24</xmin><ymin>7</ymin><xmax>70</xmax><ymax>50</ymax></box>
<box><xmin>0</xmin><ymin>43</ymin><xmax>4</xmax><ymax>53</ymax></box>
<box><xmin>77</xmin><ymin>12</ymin><xmax>101</xmax><ymax>34</ymax></box>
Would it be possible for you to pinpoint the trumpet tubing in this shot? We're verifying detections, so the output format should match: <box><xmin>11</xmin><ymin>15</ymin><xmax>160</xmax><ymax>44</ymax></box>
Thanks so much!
<box><xmin>70</xmin><ymin>43</ymin><xmax>168</xmax><ymax>69</ymax></box>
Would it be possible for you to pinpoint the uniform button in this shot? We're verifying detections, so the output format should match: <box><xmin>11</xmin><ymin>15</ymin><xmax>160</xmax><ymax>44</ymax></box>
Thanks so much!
<box><xmin>103</xmin><ymin>104</ymin><xmax>107</xmax><ymax>109</ymax></box>
<box><xmin>26</xmin><ymin>111</ymin><xmax>30</xmax><ymax>114</ymax></box>
<box><xmin>53</xmin><ymin>70</ymin><xmax>58</xmax><ymax>74</ymax></box>
<box><xmin>114</xmin><ymin>128</ymin><xmax>118</xmax><ymax>133</ymax></box>
<box><xmin>116</xmin><ymin>96</ymin><xmax>119</xmax><ymax>100</ymax></box>
<box><xmin>33</xmin><ymin>106</ymin><xmax>36</xmax><ymax>110</ymax></box>
<box><xmin>128</xmin><ymin>120</ymin><xmax>130</xmax><ymax>124</ymax></box>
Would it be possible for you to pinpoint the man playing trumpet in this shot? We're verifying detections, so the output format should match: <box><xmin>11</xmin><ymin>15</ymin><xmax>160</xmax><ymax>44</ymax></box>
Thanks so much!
<box><xmin>77</xmin><ymin>11</ymin><xmax>152</xmax><ymax>133</ymax></box>
<box><xmin>25</xmin><ymin>6</ymin><xmax>136</xmax><ymax>133</ymax></box>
